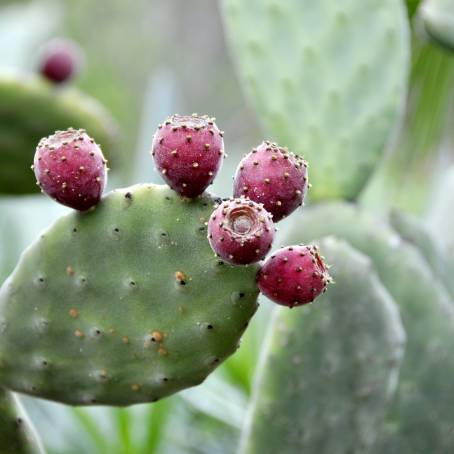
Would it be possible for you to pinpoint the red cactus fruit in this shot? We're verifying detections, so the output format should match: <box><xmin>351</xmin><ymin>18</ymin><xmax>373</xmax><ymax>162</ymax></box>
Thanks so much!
<box><xmin>39</xmin><ymin>39</ymin><xmax>84</xmax><ymax>84</ymax></box>
<box><xmin>151</xmin><ymin>114</ymin><xmax>224</xmax><ymax>198</ymax></box>
<box><xmin>207</xmin><ymin>197</ymin><xmax>275</xmax><ymax>265</ymax></box>
<box><xmin>257</xmin><ymin>244</ymin><xmax>331</xmax><ymax>307</ymax></box>
<box><xmin>33</xmin><ymin>128</ymin><xmax>107</xmax><ymax>211</ymax></box>
<box><xmin>233</xmin><ymin>141</ymin><xmax>309</xmax><ymax>222</ymax></box>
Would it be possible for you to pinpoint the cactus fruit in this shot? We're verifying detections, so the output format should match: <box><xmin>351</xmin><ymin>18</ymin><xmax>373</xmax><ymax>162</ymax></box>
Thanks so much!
<box><xmin>207</xmin><ymin>197</ymin><xmax>275</xmax><ymax>265</ymax></box>
<box><xmin>151</xmin><ymin>114</ymin><xmax>224</xmax><ymax>198</ymax></box>
<box><xmin>240</xmin><ymin>237</ymin><xmax>405</xmax><ymax>454</ymax></box>
<box><xmin>421</xmin><ymin>0</ymin><xmax>454</xmax><ymax>51</ymax></box>
<box><xmin>257</xmin><ymin>244</ymin><xmax>331</xmax><ymax>307</ymax></box>
<box><xmin>222</xmin><ymin>0</ymin><xmax>410</xmax><ymax>201</ymax></box>
<box><xmin>39</xmin><ymin>39</ymin><xmax>83</xmax><ymax>84</ymax></box>
<box><xmin>33</xmin><ymin>128</ymin><xmax>107</xmax><ymax>211</ymax></box>
<box><xmin>0</xmin><ymin>184</ymin><xmax>260</xmax><ymax>406</ymax></box>
<box><xmin>233</xmin><ymin>142</ymin><xmax>308</xmax><ymax>222</ymax></box>
<box><xmin>284</xmin><ymin>202</ymin><xmax>454</xmax><ymax>453</ymax></box>
<box><xmin>0</xmin><ymin>73</ymin><xmax>116</xmax><ymax>195</ymax></box>
<box><xmin>0</xmin><ymin>388</ymin><xmax>44</xmax><ymax>453</ymax></box>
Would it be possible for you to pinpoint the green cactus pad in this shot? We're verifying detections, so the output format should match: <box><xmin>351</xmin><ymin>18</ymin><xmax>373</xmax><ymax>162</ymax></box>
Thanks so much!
<box><xmin>428</xmin><ymin>166</ymin><xmax>454</xmax><ymax>300</ymax></box>
<box><xmin>284</xmin><ymin>202</ymin><xmax>454</xmax><ymax>453</ymax></box>
<box><xmin>421</xmin><ymin>0</ymin><xmax>454</xmax><ymax>51</ymax></box>
<box><xmin>389</xmin><ymin>209</ymin><xmax>440</xmax><ymax>269</ymax></box>
<box><xmin>0</xmin><ymin>72</ymin><xmax>116</xmax><ymax>195</ymax></box>
<box><xmin>239</xmin><ymin>237</ymin><xmax>405</xmax><ymax>454</ymax></box>
<box><xmin>0</xmin><ymin>184</ymin><xmax>260</xmax><ymax>406</ymax></box>
<box><xmin>0</xmin><ymin>389</ymin><xmax>43</xmax><ymax>454</ymax></box>
<box><xmin>222</xmin><ymin>0</ymin><xmax>410</xmax><ymax>201</ymax></box>
<box><xmin>389</xmin><ymin>208</ymin><xmax>454</xmax><ymax>298</ymax></box>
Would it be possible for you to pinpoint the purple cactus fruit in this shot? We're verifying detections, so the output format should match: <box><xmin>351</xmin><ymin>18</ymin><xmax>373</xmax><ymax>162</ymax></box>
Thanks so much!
<box><xmin>257</xmin><ymin>244</ymin><xmax>331</xmax><ymax>307</ymax></box>
<box><xmin>207</xmin><ymin>197</ymin><xmax>275</xmax><ymax>265</ymax></box>
<box><xmin>233</xmin><ymin>141</ymin><xmax>309</xmax><ymax>222</ymax></box>
<box><xmin>33</xmin><ymin>128</ymin><xmax>107</xmax><ymax>211</ymax></box>
<box><xmin>151</xmin><ymin>114</ymin><xmax>224</xmax><ymax>198</ymax></box>
<box><xmin>39</xmin><ymin>39</ymin><xmax>84</xmax><ymax>84</ymax></box>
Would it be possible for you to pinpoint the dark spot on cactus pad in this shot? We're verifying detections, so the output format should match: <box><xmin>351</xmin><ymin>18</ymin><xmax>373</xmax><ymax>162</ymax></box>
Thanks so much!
<box><xmin>151</xmin><ymin>331</ymin><xmax>163</xmax><ymax>342</ymax></box>
<box><xmin>175</xmin><ymin>271</ymin><xmax>187</xmax><ymax>285</ymax></box>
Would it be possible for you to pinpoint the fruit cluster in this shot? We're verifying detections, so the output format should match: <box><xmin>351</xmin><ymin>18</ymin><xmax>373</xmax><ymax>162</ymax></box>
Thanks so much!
<box><xmin>33</xmin><ymin>114</ymin><xmax>331</xmax><ymax>307</ymax></box>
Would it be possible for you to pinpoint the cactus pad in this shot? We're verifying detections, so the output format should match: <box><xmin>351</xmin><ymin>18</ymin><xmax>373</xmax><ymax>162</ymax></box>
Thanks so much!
<box><xmin>0</xmin><ymin>72</ymin><xmax>116</xmax><ymax>195</ymax></box>
<box><xmin>240</xmin><ymin>237</ymin><xmax>405</xmax><ymax>454</ymax></box>
<box><xmin>222</xmin><ymin>0</ymin><xmax>410</xmax><ymax>201</ymax></box>
<box><xmin>285</xmin><ymin>202</ymin><xmax>454</xmax><ymax>453</ymax></box>
<box><xmin>0</xmin><ymin>389</ymin><xmax>43</xmax><ymax>453</ymax></box>
<box><xmin>421</xmin><ymin>0</ymin><xmax>454</xmax><ymax>51</ymax></box>
<box><xmin>389</xmin><ymin>208</ymin><xmax>454</xmax><ymax>298</ymax></box>
<box><xmin>0</xmin><ymin>184</ymin><xmax>260</xmax><ymax>406</ymax></box>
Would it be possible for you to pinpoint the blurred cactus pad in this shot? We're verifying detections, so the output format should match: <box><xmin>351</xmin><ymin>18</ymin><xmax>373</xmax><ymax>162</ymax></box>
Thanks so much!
<box><xmin>240</xmin><ymin>237</ymin><xmax>405</xmax><ymax>454</ymax></box>
<box><xmin>0</xmin><ymin>185</ymin><xmax>260</xmax><ymax>406</ymax></box>
<box><xmin>282</xmin><ymin>203</ymin><xmax>454</xmax><ymax>453</ymax></box>
<box><xmin>421</xmin><ymin>0</ymin><xmax>454</xmax><ymax>51</ymax></box>
<box><xmin>0</xmin><ymin>73</ymin><xmax>116</xmax><ymax>195</ymax></box>
<box><xmin>222</xmin><ymin>0</ymin><xmax>410</xmax><ymax>201</ymax></box>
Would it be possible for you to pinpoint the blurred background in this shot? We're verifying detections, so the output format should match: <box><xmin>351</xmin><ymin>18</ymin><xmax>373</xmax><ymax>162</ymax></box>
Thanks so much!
<box><xmin>1</xmin><ymin>0</ymin><xmax>454</xmax><ymax>453</ymax></box>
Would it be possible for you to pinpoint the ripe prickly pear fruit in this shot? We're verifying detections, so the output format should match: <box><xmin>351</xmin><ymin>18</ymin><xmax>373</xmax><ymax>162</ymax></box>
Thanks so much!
<box><xmin>39</xmin><ymin>39</ymin><xmax>83</xmax><ymax>84</ymax></box>
<box><xmin>233</xmin><ymin>141</ymin><xmax>308</xmax><ymax>222</ymax></box>
<box><xmin>33</xmin><ymin>128</ymin><xmax>107</xmax><ymax>211</ymax></box>
<box><xmin>257</xmin><ymin>244</ymin><xmax>331</xmax><ymax>307</ymax></box>
<box><xmin>151</xmin><ymin>114</ymin><xmax>224</xmax><ymax>198</ymax></box>
<box><xmin>207</xmin><ymin>197</ymin><xmax>275</xmax><ymax>265</ymax></box>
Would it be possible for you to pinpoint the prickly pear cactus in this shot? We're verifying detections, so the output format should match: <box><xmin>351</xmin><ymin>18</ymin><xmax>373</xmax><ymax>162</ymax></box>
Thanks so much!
<box><xmin>428</xmin><ymin>166</ymin><xmax>454</xmax><ymax>299</ymax></box>
<box><xmin>421</xmin><ymin>0</ymin><xmax>454</xmax><ymax>51</ymax></box>
<box><xmin>222</xmin><ymin>0</ymin><xmax>410</xmax><ymax>201</ymax></box>
<box><xmin>284</xmin><ymin>202</ymin><xmax>454</xmax><ymax>453</ymax></box>
<box><xmin>0</xmin><ymin>388</ymin><xmax>43</xmax><ymax>454</ymax></box>
<box><xmin>0</xmin><ymin>73</ymin><xmax>116</xmax><ymax>195</ymax></box>
<box><xmin>0</xmin><ymin>184</ymin><xmax>260</xmax><ymax>406</ymax></box>
<box><xmin>389</xmin><ymin>208</ymin><xmax>454</xmax><ymax>297</ymax></box>
<box><xmin>240</xmin><ymin>237</ymin><xmax>405</xmax><ymax>454</ymax></box>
